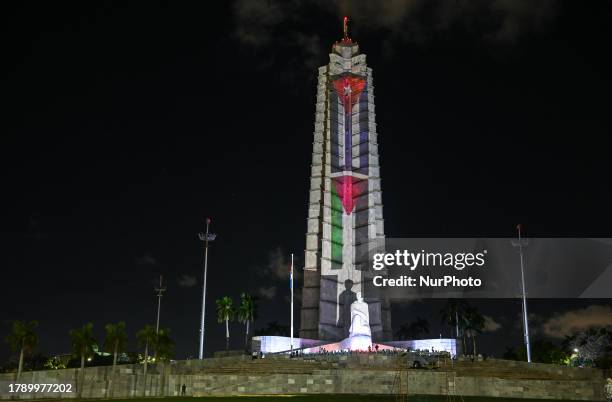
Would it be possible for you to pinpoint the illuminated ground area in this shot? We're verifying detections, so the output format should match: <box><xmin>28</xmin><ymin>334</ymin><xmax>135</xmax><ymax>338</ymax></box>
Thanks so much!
<box><xmin>74</xmin><ymin>396</ymin><xmax>597</xmax><ymax>402</ymax></box>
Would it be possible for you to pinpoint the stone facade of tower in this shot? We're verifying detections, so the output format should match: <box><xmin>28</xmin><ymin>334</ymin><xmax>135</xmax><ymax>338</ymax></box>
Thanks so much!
<box><xmin>300</xmin><ymin>36</ymin><xmax>392</xmax><ymax>342</ymax></box>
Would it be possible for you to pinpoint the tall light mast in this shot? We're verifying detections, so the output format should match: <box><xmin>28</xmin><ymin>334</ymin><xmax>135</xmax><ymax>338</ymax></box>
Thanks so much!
<box><xmin>198</xmin><ymin>218</ymin><xmax>216</xmax><ymax>359</ymax></box>
<box><xmin>155</xmin><ymin>275</ymin><xmax>166</xmax><ymax>334</ymax></box>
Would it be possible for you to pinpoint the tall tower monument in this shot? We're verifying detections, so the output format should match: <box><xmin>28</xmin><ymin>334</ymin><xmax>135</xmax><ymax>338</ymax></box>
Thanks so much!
<box><xmin>300</xmin><ymin>18</ymin><xmax>392</xmax><ymax>342</ymax></box>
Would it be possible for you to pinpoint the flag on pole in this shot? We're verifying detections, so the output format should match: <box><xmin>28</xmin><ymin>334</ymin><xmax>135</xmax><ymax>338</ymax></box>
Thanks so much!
<box><xmin>289</xmin><ymin>263</ymin><xmax>293</xmax><ymax>290</ymax></box>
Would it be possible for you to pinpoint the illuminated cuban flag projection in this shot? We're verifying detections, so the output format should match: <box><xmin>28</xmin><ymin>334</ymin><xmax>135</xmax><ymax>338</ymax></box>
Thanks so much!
<box><xmin>300</xmin><ymin>22</ymin><xmax>392</xmax><ymax>342</ymax></box>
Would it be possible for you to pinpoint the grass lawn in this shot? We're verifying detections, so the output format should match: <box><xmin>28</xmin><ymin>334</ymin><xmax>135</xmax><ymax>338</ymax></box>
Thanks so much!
<box><xmin>62</xmin><ymin>396</ymin><xmax>598</xmax><ymax>402</ymax></box>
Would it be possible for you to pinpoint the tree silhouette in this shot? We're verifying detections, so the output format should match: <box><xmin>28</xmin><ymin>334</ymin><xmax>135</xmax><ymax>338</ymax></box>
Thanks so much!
<box><xmin>103</xmin><ymin>321</ymin><xmax>127</xmax><ymax>396</ymax></box>
<box><xmin>462</xmin><ymin>306</ymin><xmax>485</xmax><ymax>356</ymax></box>
<box><xmin>153</xmin><ymin>328</ymin><xmax>174</xmax><ymax>362</ymax></box>
<box><xmin>566</xmin><ymin>327</ymin><xmax>612</xmax><ymax>366</ymax></box>
<box><xmin>5</xmin><ymin>320</ymin><xmax>38</xmax><ymax>380</ymax></box>
<box><xmin>216</xmin><ymin>296</ymin><xmax>235</xmax><ymax>351</ymax></box>
<box><xmin>70</xmin><ymin>323</ymin><xmax>97</xmax><ymax>397</ymax></box>
<box><xmin>237</xmin><ymin>293</ymin><xmax>257</xmax><ymax>351</ymax></box>
<box><xmin>440</xmin><ymin>299</ymin><xmax>468</xmax><ymax>338</ymax></box>
<box><xmin>104</xmin><ymin>322</ymin><xmax>127</xmax><ymax>373</ymax></box>
<box><xmin>136</xmin><ymin>325</ymin><xmax>156</xmax><ymax>375</ymax></box>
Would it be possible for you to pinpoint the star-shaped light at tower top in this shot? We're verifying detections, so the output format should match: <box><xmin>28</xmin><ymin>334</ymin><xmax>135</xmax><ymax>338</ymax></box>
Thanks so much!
<box><xmin>344</xmin><ymin>84</ymin><xmax>352</xmax><ymax>96</ymax></box>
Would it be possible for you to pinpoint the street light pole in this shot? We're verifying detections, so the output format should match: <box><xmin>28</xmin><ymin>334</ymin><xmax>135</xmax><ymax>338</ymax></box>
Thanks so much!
<box><xmin>198</xmin><ymin>218</ymin><xmax>216</xmax><ymax>360</ymax></box>
<box><xmin>155</xmin><ymin>275</ymin><xmax>166</xmax><ymax>334</ymax></box>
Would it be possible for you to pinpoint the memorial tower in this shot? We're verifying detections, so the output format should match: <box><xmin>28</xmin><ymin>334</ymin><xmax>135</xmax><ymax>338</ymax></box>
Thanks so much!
<box><xmin>300</xmin><ymin>18</ymin><xmax>392</xmax><ymax>342</ymax></box>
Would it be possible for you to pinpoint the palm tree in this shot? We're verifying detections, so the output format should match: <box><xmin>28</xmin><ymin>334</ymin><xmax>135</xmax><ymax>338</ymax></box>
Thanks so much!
<box><xmin>153</xmin><ymin>328</ymin><xmax>174</xmax><ymax>362</ymax></box>
<box><xmin>237</xmin><ymin>293</ymin><xmax>257</xmax><ymax>351</ymax></box>
<box><xmin>441</xmin><ymin>299</ymin><xmax>469</xmax><ymax>355</ymax></box>
<box><xmin>216</xmin><ymin>296</ymin><xmax>235</xmax><ymax>351</ymax></box>
<box><xmin>462</xmin><ymin>306</ymin><xmax>485</xmax><ymax>357</ymax></box>
<box><xmin>103</xmin><ymin>321</ymin><xmax>127</xmax><ymax>396</ymax></box>
<box><xmin>104</xmin><ymin>322</ymin><xmax>127</xmax><ymax>373</ymax></box>
<box><xmin>136</xmin><ymin>325</ymin><xmax>156</xmax><ymax>375</ymax></box>
<box><xmin>5</xmin><ymin>320</ymin><xmax>38</xmax><ymax>380</ymax></box>
<box><xmin>440</xmin><ymin>299</ymin><xmax>467</xmax><ymax>338</ymax></box>
<box><xmin>70</xmin><ymin>323</ymin><xmax>97</xmax><ymax>398</ymax></box>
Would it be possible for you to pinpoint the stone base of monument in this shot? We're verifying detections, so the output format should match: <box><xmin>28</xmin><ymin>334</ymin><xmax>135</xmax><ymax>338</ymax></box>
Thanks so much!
<box><xmin>298</xmin><ymin>336</ymin><xmax>397</xmax><ymax>353</ymax></box>
<box><xmin>381</xmin><ymin>338</ymin><xmax>458</xmax><ymax>356</ymax></box>
<box><xmin>253</xmin><ymin>335</ymin><xmax>457</xmax><ymax>356</ymax></box>
<box><xmin>253</xmin><ymin>294</ymin><xmax>457</xmax><ymax>356</ymax></box>
<box><xmin>341</xmin><ymin>334</ymin><xmax>371</xmax><ymax>351</ymax></box>
<box><xmin>251</xmin><ymin>335</ymin><xmax>328</xmax><ymax>354</ymax></box>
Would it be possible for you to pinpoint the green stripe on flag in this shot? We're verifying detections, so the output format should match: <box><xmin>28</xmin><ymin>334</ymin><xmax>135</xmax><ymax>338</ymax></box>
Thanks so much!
<box><xmin>331</xmin><ymin>181</ymin><xmax>343</xmax><ymax>267</ymax></box>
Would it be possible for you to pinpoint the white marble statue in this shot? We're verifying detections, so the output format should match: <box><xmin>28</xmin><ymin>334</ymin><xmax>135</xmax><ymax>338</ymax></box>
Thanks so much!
<box><xmin>349</xmin><ymin>292</ymin><xmax>371</xmax><ymax>338</ymax></box>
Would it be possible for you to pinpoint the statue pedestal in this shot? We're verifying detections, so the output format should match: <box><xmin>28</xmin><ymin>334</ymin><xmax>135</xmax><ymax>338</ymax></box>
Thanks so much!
<box><xmin>340</xmin><ymin>334</ymin><xmax>372</xmax><ymax>351</ymax></box>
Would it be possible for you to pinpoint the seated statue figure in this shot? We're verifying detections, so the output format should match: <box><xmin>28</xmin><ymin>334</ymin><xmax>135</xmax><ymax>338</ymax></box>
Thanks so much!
<box><xmin>349</xmin><ymin>292</ymin><xmax>371</xmax><ymax>338</ymax></box>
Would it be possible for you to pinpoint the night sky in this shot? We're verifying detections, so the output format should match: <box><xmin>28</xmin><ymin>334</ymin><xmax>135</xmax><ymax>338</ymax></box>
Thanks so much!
<box><xmin>2</xmin><ymin>1</ymin><xmax>612</xmax><ymax>362</ymax></box>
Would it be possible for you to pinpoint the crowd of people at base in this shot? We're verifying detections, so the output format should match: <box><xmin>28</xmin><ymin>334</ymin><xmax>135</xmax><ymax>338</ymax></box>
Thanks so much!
<box><xmin>251</xmin><ymin>343</ymin><xmax>458</xmax><ymax>360</ymax></box>
<box><xmin>303</xmin><ymin>346</ymin><xmax>402</xmax><ymax>356</ymax></box>
<box><xmin>282</xmin><ymin>345</ymin><xmax>453</xmax><ymax>359</ymax></box>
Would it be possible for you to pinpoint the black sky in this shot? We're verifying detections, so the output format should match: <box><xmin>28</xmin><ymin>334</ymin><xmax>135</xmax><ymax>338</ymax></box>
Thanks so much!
<box><xmin>1</xmin><ymin>1</ymin><xmax>611</xmax><ymax>361</ymax></box>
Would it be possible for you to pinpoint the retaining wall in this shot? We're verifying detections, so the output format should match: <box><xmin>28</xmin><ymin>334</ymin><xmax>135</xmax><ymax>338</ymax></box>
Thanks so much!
<box><xmin>0</xmin><ymin>356</ymin><xmax>606</xmax><ymax>400</ymax></box>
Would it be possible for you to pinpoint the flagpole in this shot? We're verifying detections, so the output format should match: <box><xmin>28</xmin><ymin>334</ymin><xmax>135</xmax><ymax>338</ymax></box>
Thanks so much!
<box><xmin>290</xmin><ymin>253</ymin><xmax>294</xmax><ymax>354</ymax></box>
<box><xmin>516</xmin><ymin>224</ymin><xmax>531</xmax><ymax>363</ymax></box>
<box><xmin>515</xmin><ymin>224</ymin><xmax>532</xmax><ymax>363</ymax></box>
